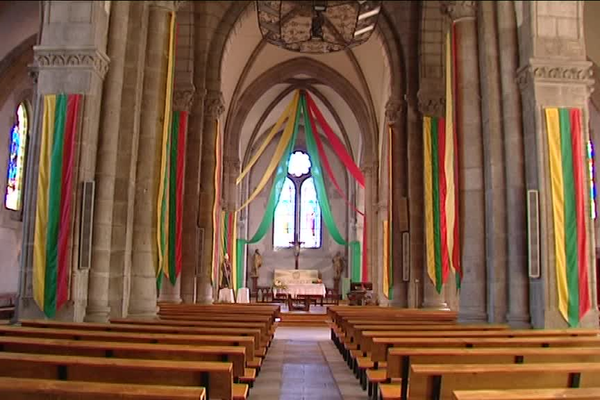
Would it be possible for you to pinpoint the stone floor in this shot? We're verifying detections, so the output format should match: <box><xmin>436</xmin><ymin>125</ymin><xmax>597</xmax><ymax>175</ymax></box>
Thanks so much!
<box><xmin>249</xmin><ymin>327</ymin><xmax>366</xmax><ymax>400</ymax></box>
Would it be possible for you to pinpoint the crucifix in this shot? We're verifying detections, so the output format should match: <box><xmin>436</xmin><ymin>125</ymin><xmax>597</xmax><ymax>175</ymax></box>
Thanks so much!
<box><xmin>290</xmin><ymin>237</ymin><xmax>304</xmax><ymax>270</ymax></box>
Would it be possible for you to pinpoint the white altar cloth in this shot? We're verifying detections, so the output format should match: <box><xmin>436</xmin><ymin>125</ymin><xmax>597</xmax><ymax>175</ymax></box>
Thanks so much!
<box><xmin>274</xmin><ymin>283</ymin><xmax>326</xmax><ymax>299</ymax></box>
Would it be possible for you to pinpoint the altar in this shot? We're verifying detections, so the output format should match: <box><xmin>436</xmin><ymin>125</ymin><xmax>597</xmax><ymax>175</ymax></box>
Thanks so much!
<box><xmin>273</xmin><ymin>269</ymin><xmax>326</xmax><ymax>299</ymax></box>
<box><xmin>274</xmin><ymin>283</ymin><xmax>326</xmax><ymax>299</ymax></box>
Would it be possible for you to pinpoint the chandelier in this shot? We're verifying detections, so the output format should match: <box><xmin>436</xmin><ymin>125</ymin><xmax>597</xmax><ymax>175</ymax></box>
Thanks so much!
<box><xmin>256</xmin><ymin>1</ymin><xmax>382</xmax><ymax>53</ymax></box>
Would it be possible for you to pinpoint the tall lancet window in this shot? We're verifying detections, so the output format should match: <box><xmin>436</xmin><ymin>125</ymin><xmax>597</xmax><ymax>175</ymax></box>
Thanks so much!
<box><xmin>273</xmin><ymin>151</ymin><xmax>322</xmax><ymax>249</ymax></box>
<box><xmin>5</xmin><ymin>102</ymin><xmax>29</xmax><ymax>212</ymax></box>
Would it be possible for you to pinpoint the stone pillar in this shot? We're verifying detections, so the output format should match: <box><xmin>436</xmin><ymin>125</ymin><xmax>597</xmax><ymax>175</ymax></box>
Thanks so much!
<box><xmin>417</xmin><ymin>93</ymin><xmax>450</xmax><ymax>310</ymax></box>
<box><xmin>496</xmin><ymin>0</ymin><xmax>530</xmax><ymax>328</ymax></box>
<box><xmin>196</xmin><ymin>90</ymin><xmax>225</xmax><ymax>304</ymax></box>
<box><xmin>128</xmin><ymin>1</ymin><xmax>177</xmax><ymax>318</ymax></box>
<box><xmin>181</xmin><ymin>87</ymin><xmax>207</xmax><ymax>304</ymax></box>
<box><xmin>86</xmin><ymin>1</ymin><xmax>132</xmax><ymax>322</ymax></box>
<box><xmin>19</xmin><ymin>1</ymin><xmax>110</xmax><ymax>321</ymax></box>
<box><xmin>157</xmin><ymin>85</ymin><xmax>194</xmax><ymax>305</ymax></box>
<box><xmin>441</xmin><ymin>0</ymin><xmax>487</xmax><ymax>323</ymax></box>
<box><xmin>107</xmin><ymin>1</ymin><xmax>150</xmax><ymax>319</ymax></box>
<box><xmin>363</xmin><ymin>162</ymin><xmax>378</xmax><ymax>293</ymax></box>
<box><xmin>517</xmin><ymin>1</ymin><xmax>598</xmax><ymax>328</ymax></box>
<box><xmin>478</xmin><ymin>1</ymin><xmax>508</xmax><ymax>323</ymax></box>
<box><xmin>386</xmin><ymin>97</ymin><xmax>409</xmax><ymax>307</ymax></box>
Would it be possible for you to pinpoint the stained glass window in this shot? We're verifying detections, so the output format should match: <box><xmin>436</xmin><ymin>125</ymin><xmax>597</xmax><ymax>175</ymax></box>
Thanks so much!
<box><xmin>288</xmin><ymin>151</ymin><xmax>311</xmax><ymax>177</ymax></box>
<box><xmin>300</xmin><ymin>177</ymin><xmax>321</xmax><ymax>248</ymax></box>
<box><xmin>5</xmin><ymin>102</ymin><xmax>28</xmax><ymax>211</ymax></box>
<box><xmin>273</xmin><ymin>178</ymin><xmax>296</xmax><ymax>247</ymax></box>
<box><xmin>273</xmin><ymin>151</ymin><xmax>322</xmax><ymax>249</ymax></box>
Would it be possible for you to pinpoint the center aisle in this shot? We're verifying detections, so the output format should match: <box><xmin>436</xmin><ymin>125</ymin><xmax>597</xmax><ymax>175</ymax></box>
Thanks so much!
<box><xmin>249</xmin><ymin>326</ymin><xmax>365</xmax><ymax>400</ymax></box>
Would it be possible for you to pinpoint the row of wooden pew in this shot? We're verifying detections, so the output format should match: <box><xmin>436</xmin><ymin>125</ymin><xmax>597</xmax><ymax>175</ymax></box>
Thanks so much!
<box><xmin>0</xmin><ymin>303</ymin><xmax>280</xmax><ymax>400</ymax></box>
<box><xmin>328</xmin><ymin>305</ymin><xmax>600</xmax><ymax>400</ymax></box>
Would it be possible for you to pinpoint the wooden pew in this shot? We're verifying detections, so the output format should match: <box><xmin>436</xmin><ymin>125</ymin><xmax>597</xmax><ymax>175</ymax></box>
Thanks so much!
<box><xmin>384</xmin><ymin>346</ymin><xmax>600</xmax><ymax>400</ymax></box>
<box><xmin>0</xmin><ymin>335</ymin><xmax>247</xmax><ymax>380</ymax></box>
<box><xmin>20</xmin><ymin>320</ymin><xmax>266</xmax><ymax>353</ymax></box>
<box><xmin>453</xmin><ymin>388</ymin><xmax>600</xmax><ymax>400</ymax></box>
<box><xmin>0</xmin><ymin>352</ymin><xmax>245</xmax><ymax>400</ymax></box>
<box><xmin>110</xmin><ymin>318</ymin><xmax>273</xmax><ymax>342</ymax></box>
<box><xmin>370</xmin><ymin>334</ymin><xmax>600</xmax><ymax>363</ymax></box>
<box><xmin>408</xmin><ymin>362</ymin><xmax>600</xmax><ymax>400</ymax></box>
<box><xmin>0</xmin><ymin>326</ymin><xmax>256</xmax><ymax>361</ymax></box>
<box><xmin>0</xmin><ymin>376</ymin><xmax>207</xmax><ymax>400</ymax></box>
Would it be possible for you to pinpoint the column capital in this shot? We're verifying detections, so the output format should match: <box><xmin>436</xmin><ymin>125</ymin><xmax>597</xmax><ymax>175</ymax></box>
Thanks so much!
<box><xmin>33</xmin><ymin>46</ymin><xmax>110</xmax><ymax>80</ymax></box>
<box><xmin>516</xmin><ymin>59</ymin><xmax>594</xmax><ymax>93</ymax></box>
<box><xmin>440</xmin><ymin>1</ymin><xmax>477</xmax><ymax>21</ymax></box>
<box><xmin>206</xmin><ymin>90</ymin><xmax>225</xmax><ymax>118</ymax></box>
<box><xmin>417</xmin><ymin>91</ymin><xmax>446</xmax><ymax>118</ymax></box>
<box><xmin>173</xmin><ymin>84</ymin><xmax>196</xmax><ymax>112</ymax></box>
<box><xmin>385</xmin><ymin>97</ymin><xmax>406</xmax><ymax>125</ymax></box>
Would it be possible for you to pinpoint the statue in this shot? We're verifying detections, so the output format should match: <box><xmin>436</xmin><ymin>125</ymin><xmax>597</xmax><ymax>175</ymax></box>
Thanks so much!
<box><xmin>332</xmin><ymin>251</ymin><xmax>346</xmax><ymax>280</ymax></box>
<box><xmin>220</xmin><ymin>254</ymin><xmax>232</xmax><ymax>289</ymax></box>
<box><xmin>251</xmin><ymin>249</ymin><xmax>262</xmax><ymax>278</ymax></box>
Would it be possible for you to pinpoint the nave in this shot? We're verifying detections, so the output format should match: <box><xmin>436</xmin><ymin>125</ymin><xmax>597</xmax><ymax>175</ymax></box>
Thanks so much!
<box><xmin>1</xmin><ymin>303</ymin><xmax>600</xmax><ymax>399</ymax></box>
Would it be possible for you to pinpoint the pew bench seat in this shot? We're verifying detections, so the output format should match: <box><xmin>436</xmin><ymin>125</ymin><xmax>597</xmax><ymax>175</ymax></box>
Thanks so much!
<box><xmin>0</xmin><ymin>376</ymin><xmax>207</xmax><ymax>400</ymax></box>
<box><xmin>452</xmin><ymin>388</ymin><xmax>600</xmax><ymax>400</ymax></box>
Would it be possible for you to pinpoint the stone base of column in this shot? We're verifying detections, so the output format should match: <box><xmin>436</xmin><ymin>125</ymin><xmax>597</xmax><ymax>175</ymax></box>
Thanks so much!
<box><xmin>196</xmin><ymin>279</ymin><xmax>214</xmax><ymax>304</ymax></box>
<box><xmin>458</xmin><ymin>308</ymin><xmax>488</xmax><ymax>323</ymax></box>
<box><xmin>84</xmin><ymin>306</ymin><xmax>111</xmax><ymax>322</ymax></box>
<box><xmin>127</xmin><ymin>306</ymin><xmax>159</xmax><ymax>320</ymax></box>
<box><xmin>158</xmin><ymin>278</ymin><xmax>182</xmax><ymax>304</ymax></box>
<box><xmin>506</xmin><ymin>312</ymin><xmax>531</xmax><ymax>329</ymax></box>
<box><xmin>421</xmin><ymin>299</ymin><xmax>451</xmax><ymax>311</ymax></box>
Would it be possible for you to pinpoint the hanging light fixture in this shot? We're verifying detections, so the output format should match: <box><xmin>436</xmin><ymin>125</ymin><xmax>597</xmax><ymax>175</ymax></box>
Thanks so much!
<box><xmin>256</xmin><ymin>1</ymin><xmax>382</xmax><ymax>53</ymax></box>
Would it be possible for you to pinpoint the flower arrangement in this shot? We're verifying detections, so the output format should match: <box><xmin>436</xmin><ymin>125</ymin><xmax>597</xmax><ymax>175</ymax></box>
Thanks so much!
<box><xmin>273</xmin><ymin>279</ymin><xmax>287</xmax><ymax>290</ymax></box>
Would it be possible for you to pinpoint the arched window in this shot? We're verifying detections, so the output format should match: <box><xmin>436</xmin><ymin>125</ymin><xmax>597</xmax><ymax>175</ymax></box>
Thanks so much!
<box><xmin>5</xmin><ymin>102</ymin><xmax>29</xmax><ymax>211</ymax></box>
<box><xmin>273</xmin><ymin>151</ymin><xmax>322</xmax><ymax>249</ymax></box>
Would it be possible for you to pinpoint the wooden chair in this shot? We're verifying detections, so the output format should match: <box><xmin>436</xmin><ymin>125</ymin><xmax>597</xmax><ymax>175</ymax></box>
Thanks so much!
<box><xmin>0</xmin><ymin>293</ymin><xmax>16</xmax><ymax>320</ymax></box>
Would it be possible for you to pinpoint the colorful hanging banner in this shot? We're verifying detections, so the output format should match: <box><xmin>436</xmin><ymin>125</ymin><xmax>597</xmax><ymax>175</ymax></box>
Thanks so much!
<box><xmin>424</xmin><ymin>115</ymin><xmax>460</xmax><ymax>293</ymax></box>
<box><xmin>158</xmin><ymin>110</ymin><xmax>187</xmax><ymax>286</ymax></box>
<box><xmin>302</xmin><ymin>95</ymin><xmax>362</xmax><ymax>282</ymax></box>
<box><xmin>212</xmin><ymin>120</ymin><xmax>223</xmax><ymax>286</ymax></box>
<box><xmin>305</xmin><ymin>92</ymin><xmax>367</xmax><ymax>282</ymax></box>
<box><xmin>545</xmin><ymin>107</ymin><xmax>591</xmax><ymax>327</ymax></box>
<box><xmin>33</xmin><ymin>93</ymin><xmax>82</xmax><ymax>318</ymax></box>
<box><xmin>156</xmin><ymin>11</ymin><xmax>177</xmax><ymax>289</ymax></box>
<box><xmin>236</xmin><ymin>93</ymin><xmax>300</xmax><ymax>212</ymax></box>
<box><xmin>235</xmin><ymin>96</ymin><xmax>303</xmax><ymax>284</ymax></box>
<box><xmin>237</xmin><ymin>91</ymin><xmax>300</xmax><ymax>184</ymax></box>
<box><xmin>306</xmin><ymin>93</ymin><xmax>365</xmax><ymax>187</ymax></box>
<box><xmin>382</xmin><ymin>125</ymin><xmax>393</xmax><ymax>298</ymax></box>
<box><xmin>446</xmin><ymin>25</ymin><xmax>462</xmax><ymax>288</ymax></box>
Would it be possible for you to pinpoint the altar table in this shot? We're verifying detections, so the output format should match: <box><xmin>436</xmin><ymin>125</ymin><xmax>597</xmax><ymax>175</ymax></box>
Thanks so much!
<box><xmin>274</xmin><ymin>283</ymin><xmax>326</xmax><ymax>299</ymax></box>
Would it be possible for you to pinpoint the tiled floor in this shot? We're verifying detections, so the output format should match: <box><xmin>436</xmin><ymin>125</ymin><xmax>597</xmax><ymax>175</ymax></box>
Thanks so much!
<box><xmin>249</xmin><ymin>327</ymin><xmax>365</xmax><ymax>400</ymax></box>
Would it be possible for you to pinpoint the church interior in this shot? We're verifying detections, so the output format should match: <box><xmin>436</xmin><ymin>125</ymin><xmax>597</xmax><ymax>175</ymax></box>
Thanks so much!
<box><xmin>0</xmin><ymin>1</ymin><xmax>600</xmax><ymax>399</ymax></box>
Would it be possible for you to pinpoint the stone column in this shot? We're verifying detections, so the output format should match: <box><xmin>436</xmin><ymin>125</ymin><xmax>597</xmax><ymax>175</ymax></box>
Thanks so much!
<box><xmin>496</xmin><ymin>0</ymin><xmax>530</xmax><ymax>328</ymax></box>
<box><xmin>18</xmin><ymin>1</ymin><xmax>110</xmax><ymax>321</ymax></box>
<box><xmin>478</xmin><ymin>1</ymin><xmax>508</xmax><ymax>323</ymax></box>
<box><xmin>157</xmin><ymin>86</ymin><xmax>194</xmax><ymax>304</ymax></box>
<box><xmin>86</xmin><ymin>1</ymin><xmax>132</xmax><ymax>322</ymax></box>
<box><xmin>128</xmin><ymin>1</ymin><xmax>177</xmax><ymax>318</ymax></box>
<box><xmin>362</xmin><ymin>162</ymin><xmax>378</xmax><ymax>293</ymax></box>
<box><xmin>196</xmin><ymin>90</ymin><xmax>225</xmax><ymax>304</ymax></box>
<box><xmin>517</xmin><ymin>1</ymin><xmax>598</xmax><ymax>328</ymax></box>
<box><xmin>417</xmin><ymin>93</ymin><xmax>450</xmax><ymax>310</ymax></box>
<box><xmin>386</xmin><ymin>97</ymin><xmax>409</xmax><ymax>307</ymax></box>
<box><xmin>181</xmin><ymin>87</ymin><xmax>207</xmax><ymax>304</ymax></box>
<box><xmin>441</xmin><ymin>0</ymin><xmax>487</xmax><ymax>323</ymax></box>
